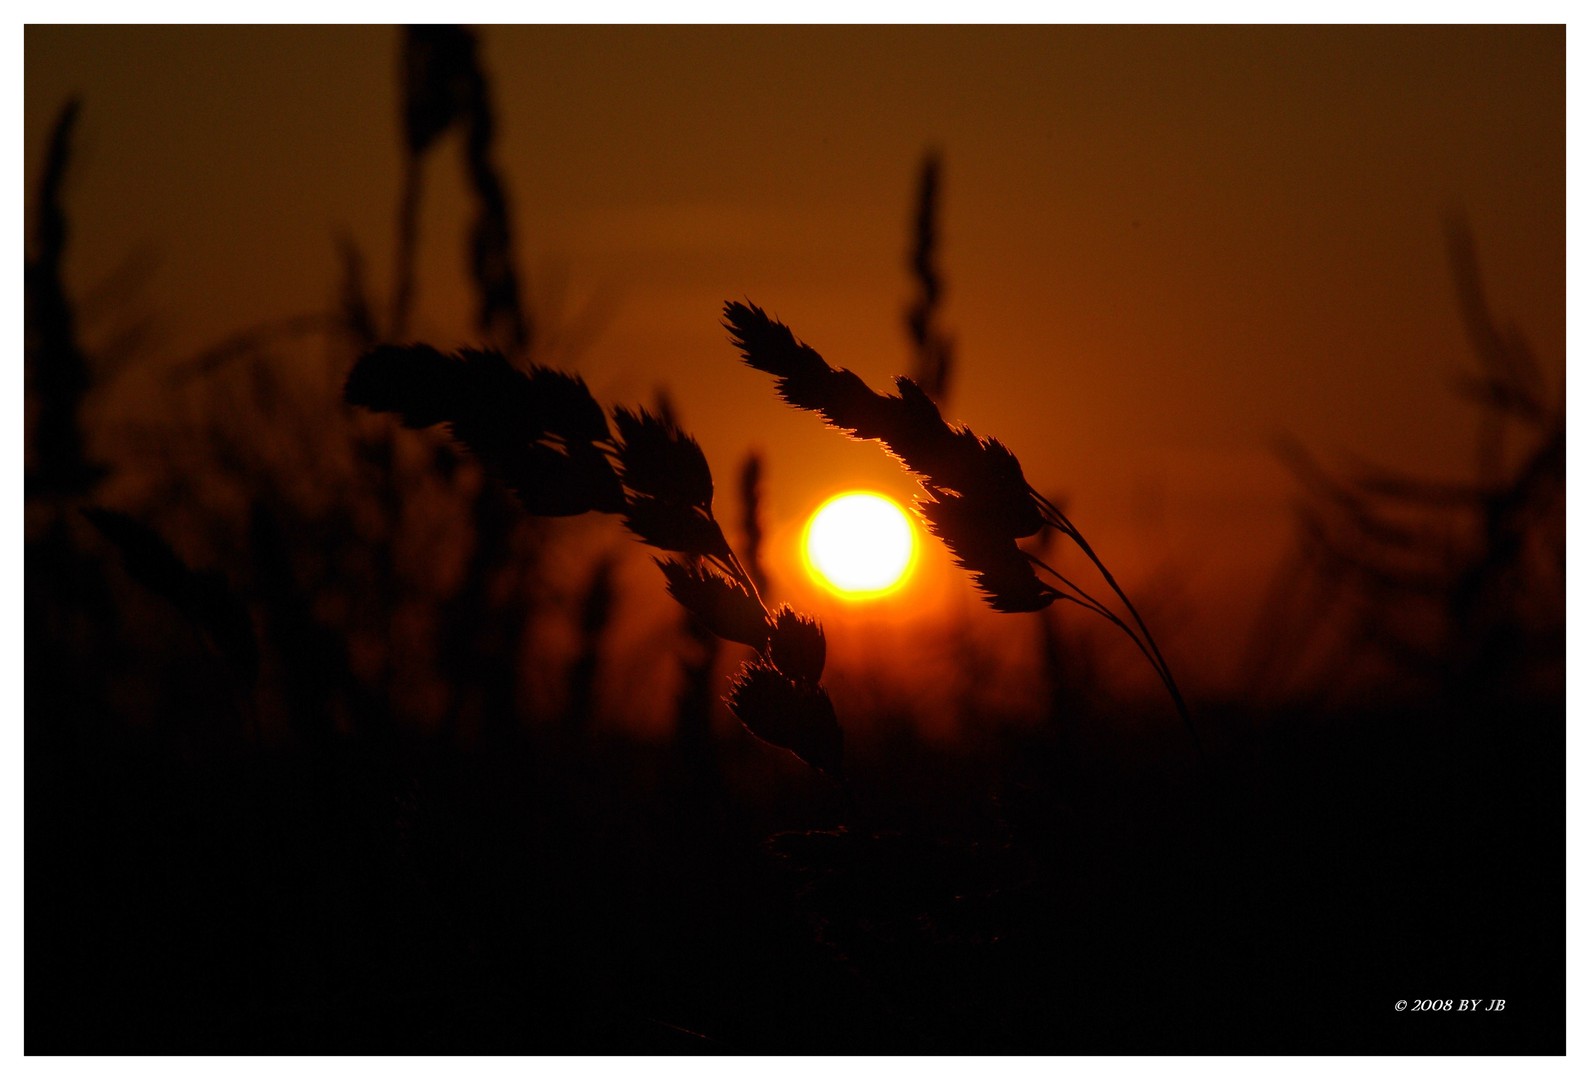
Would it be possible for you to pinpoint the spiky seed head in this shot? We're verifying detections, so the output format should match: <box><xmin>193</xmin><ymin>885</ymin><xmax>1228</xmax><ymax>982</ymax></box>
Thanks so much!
<box><xmin>511</xmin><ymin>362</ymin><xmax>613</xmax><ymax>448</ymax></box>
<box><xmin>723</xmin><ymin>300</ymin><xmax>831</xmax><ymax>384</ymax></box>
<box><xmin>726</xmin><ymin>303</ymin><xmax>1043</xmax><ymax>539</ymax></box>
<box><xmin>916</xmin><ymin>494</ymin><xmax>1056</xmax><ymax>613</ymax></box>
<box><xmin>726</xmin><ymin>659</ymin><xmax>843</xmax><ymax>777</ymax></box>
<box><xmin>621</xmin><ymin>498</ymin><xmax>732</xmax><ymax>558</ymax></box>
<box><xmin>344</xmin><ymin>344</ymin><xmax>460</xmax><ymax>428</ymax></box>
<box><xmin>401</xmin><ymin>26</ymin><xmax>481</xmax><ymax>156</ymax></box>
<box><xmin>344</xmin><ymin>345</ymin><xmax>624</xmax><ymax>516</ymax></box>
<box><xmin>768</xmin><ymin>604</ymin><xmax>826</xmax><ymax>684</ymax></box>
<box><xmin>967</xmin><ymin>435</ymin><xmax>1044</xmax><ymax>538</ymax></box>
<box><xmin>612</xmin><ymin>406</ymin><xmax>714</xmax><ymax>511</ymax></box>
<box><xmin>657</xmin><ymin>558</ymin><xmax>770</xmax><ymax>649</ymax></box>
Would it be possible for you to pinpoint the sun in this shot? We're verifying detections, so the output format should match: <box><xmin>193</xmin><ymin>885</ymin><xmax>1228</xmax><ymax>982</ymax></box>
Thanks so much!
<box><xmin>802</xmin><ymin>491</ymin><xmax>918</xmax><ymax>599</ymax></box>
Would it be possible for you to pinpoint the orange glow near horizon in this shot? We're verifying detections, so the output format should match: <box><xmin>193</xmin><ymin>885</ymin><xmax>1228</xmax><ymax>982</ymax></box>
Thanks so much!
<box><xmin>802</xmin><ymin>491</ymin><xmax>918</xmax><ymax>600</ymax></box>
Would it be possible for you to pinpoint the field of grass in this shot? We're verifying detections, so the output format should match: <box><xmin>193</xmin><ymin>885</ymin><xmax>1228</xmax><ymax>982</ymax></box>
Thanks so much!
<box><xmin>24</xmin><ymin>27</ymin><xmax>1564</xmax><ymax>1055</ymax></box>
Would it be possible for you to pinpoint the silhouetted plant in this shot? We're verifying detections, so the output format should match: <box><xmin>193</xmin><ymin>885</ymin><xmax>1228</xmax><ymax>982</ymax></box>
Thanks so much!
<box><xmin>99</xmin><ymin>24</ymin><xmax>582</xmax><ymax>750</ymax></box>
<box><xmin>904</xmin><ymin>150</ymin><xmax>954</xmax><ymax>406</ymax></box>
<box><xmin>737</xmin><ymin>451</ymin><xmax>770</xmax><ymax>597</ymax></box>
<box><xmin>346</xmin><ymin>343</ymin><xmax>844</xmax><ymax>777</ymax></box>
<box><xmin>337</xmin><ymin>235</ymin><xmax>380</xmax><ymax>352</ymax></box>
<box><xmin>565</xmin><ymin>553</ymin><xmax>616</xmax><ymax>737</ymax></box>
<box><xmin>725</xmin><ymin>300</ymin><xmax>1199</xmax><ymax>757</ymax></box>
<box><xmin>1249</xmin><ymin>218</ymin><xmax>1564</xmax><ymax>707</ymax></box>
<box><xmin>1030</xmin><ymin>499</ymin><xmax>1102</xmax><ymax>728</ymax></box>
<box><xmin>394</xmin><ymin>25</ymin><xmax>530</xmax><ymax>354</ymax></box>
<box><xmin>25</xmin><ymin>98</ymin><xmax>104</xmax><ymax>498</ymax></box>
<box><xmin>651</xmin><ymin>389</ymin><xmax>727</xmax><ymax>766</ymax></box>
<box><xmin>165</xmin><ymin>312</ymin><xmax>343</xmax><ymax>386</ymax></box>
<box><xmin>81</xmin><ymin>506</ymin><xmax>259</xmax><ymax>689</ymax></box>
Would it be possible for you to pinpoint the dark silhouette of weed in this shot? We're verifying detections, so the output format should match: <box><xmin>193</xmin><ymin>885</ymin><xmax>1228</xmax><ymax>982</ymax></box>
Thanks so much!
<box><xmin>565</xmin><ymin>553</ymin><xmax>617</xmax><ymax>737</ymax></box>
<box><xmin>1249</xmin><ymin>217</ymin><xmax>1564</xmax><ymax>710</ymax></box>
<box><xmin>905</xmin><ymin>150</ymin><xmax>954</xmax><ymax>406</ymax></box>
<box><xmin>81</xmin><ymin>506</ymin><xmax>259</xmax><ymax>690</ymax></box>
<box><xmin>737</xmin><ymin>450</ymin><xmax>770</xmax><ymax>597</ymax></box>
<box><xmin>345</xmin><ymin>343</ymin><xmax>844</xmax><ymax>778</ymax></box>
<box><xmin>651</xmin><ymin>389</ymin><xmax>727</xmax><ymax>778</ymax></box>
<box><xmin>724</xmin><ymin>300</ymin><xmax>1200</xmax><ymax>758</ymax></box>
<box><xmin>26</xmin><ymin>98</ymin><xmax>104</xmax><ymax>498</ymax></box>
<box><xmin>395</xmin><ymin>25</ymin><xmax>530</xmax><ymax>354</ymax></box>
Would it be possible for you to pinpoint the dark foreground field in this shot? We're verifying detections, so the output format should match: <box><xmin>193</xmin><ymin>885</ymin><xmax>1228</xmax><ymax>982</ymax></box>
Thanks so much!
<box><xmin>26</xmin><ymin>652</ymin><xmax>1563</xmax><ymax>1053</ymax></box>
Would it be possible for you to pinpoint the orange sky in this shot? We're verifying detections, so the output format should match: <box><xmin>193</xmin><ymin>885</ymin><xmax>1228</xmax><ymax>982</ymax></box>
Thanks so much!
<box><xmin>24</xmin><ymin>25</ymin><xmax>1565</xmax><ymax>700</ymax></box>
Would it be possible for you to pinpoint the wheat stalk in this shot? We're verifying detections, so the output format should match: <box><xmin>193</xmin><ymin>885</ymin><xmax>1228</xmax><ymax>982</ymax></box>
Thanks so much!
<box><xmin>904</xmin><ymin>150</ymin><xmax>954</xmax><ymax>405</ymax></box>
<box><xmin>724</xmin><ymin>300</ymin><xmax>1201</xmax><ymax>759</ymax></box>
<box><xmin>26</xmin><ymin>97</ymin><xmax>105</xmax><ymax>498</ymax></box>
<box><xmin>345</xmin><ymin>342</ymin><xmax>844</xmax><ymax>777</ymax></box>
<box><xmin>81</xmin><ymin>506</ymin><xmax>260</xmax><ymax>691</ymax></box>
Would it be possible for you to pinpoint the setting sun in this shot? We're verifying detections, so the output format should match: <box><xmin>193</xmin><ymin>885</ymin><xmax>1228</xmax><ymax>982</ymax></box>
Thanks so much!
<box><xmin>802</xmin><ymin>491</ymin><xmax>918</xmax><ymax>599</ymax></box>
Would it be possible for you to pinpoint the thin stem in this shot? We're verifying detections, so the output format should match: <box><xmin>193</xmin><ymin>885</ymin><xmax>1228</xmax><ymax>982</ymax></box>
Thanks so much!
<box><xmin>1031</xmin><ymin>489</ymin><xmax>1204</xmax><ymax>763</ymax></box>
<box><xmin>1027</xmin><ymin>553</ymin><xmax>1123</xmax><ymax>628</ymax></box>
<box><xmin>707</xmin><ymin>547</ymin><xmax>767</xmax><ymax>617</ymax></box>
<box><xmin>1030</xmin><ymin>551</ymin><xmax>1175</xmax><ymax>686</ymax></box>
<box><xmin>722</xmin><ymin>546</ymin><xmax>768</xmax><ymax>614</ymax></box>
<box><xmin>1053</xmin><ymin>594</ymin><xmax>1169</xmax><ymax>688</ymax></box>
<box><xmin>1029</xmin><ymin>551</ymin><xmax>1184</xmax><ymax>705</ymax></box>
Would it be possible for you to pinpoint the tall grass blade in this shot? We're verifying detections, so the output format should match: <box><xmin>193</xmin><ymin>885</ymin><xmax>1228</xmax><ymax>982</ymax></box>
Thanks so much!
<box><xmin>26</xmin><ymin>98</ymin><xmax>104</xmax><ymax>497</ymax></box>
<box><xmin>905</xmin><ymin>150</ymin><xmax>954</xmax><ymax>405</ymax></box>
<box><xmin>738</xmin><ymin>452</ymin><xmax>770</xmax><ymax>596</ymax></box>
<box><xmin>82</xmin><ymin>507</ymin><xmax>258</xmax><ymax>686</ymax></box>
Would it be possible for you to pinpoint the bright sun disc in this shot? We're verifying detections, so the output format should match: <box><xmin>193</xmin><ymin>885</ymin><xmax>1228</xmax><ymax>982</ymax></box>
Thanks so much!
<box><xmin>803</xmin><ymin>491</ymin><xmax>917</xmax><ymax>599</ymax></box>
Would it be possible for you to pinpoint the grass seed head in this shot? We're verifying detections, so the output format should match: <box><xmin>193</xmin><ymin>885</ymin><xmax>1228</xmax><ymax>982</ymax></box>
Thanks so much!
<box><xmin>612</xmin><ymin>406</ymin><xmax>714</xmax><ymax>511</ymax></box>
<box><xmin>726</xmin><ymin>301</ymin><xmax>1042</xmax><ymax>540</ymax></box>
<box><xmin>621</xmin><ymin>499</ymin><xmax>731</xmax><ymax>558</ymax></box>
<box><xmin>726</xmin><ymin>658</ymin><xmax>843</xmax><ymax>777</ymax></box>
<box><xmin>769</xmin><ymin>604</ymin><xmax>826</xmax><ymax>684</ymax></box>
<box><xmin>345</xmin><ymin>344</ymin><xmax>624</xmax><ymax>516</ymax></box>
<box><xmin>916</xmin><ymin>494</ymin><xmax>1056</xmax><ymax>613</ymax></box>
<box><xmin>657</xmin><ymin>558</ymin><xmax>770</xmax><ymax>649</ymax></box>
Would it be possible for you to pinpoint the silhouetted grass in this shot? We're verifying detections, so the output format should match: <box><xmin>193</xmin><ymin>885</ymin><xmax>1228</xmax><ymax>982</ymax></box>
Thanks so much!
<box><xmin>25</xmin><ymin>97</ymin><xmax>104</xmax><ymax>498</ymax></box>
<box><xmin>905</xmin><ymin>150</ymin><xmax>954</xmax><ymax>406</ymax></box>
<box><xmin>81</xmin><ymin>506</ymin><xmax>259</xmax><ymax>690</ymax></box>
<box><xmin>1248</xmin><ymin>217</ymin><xmax>1564</xmax><ymax>710</ymax></box>
<box><xmin>23</xmin><ymin>25</ymin><xmax>1564</xmax><ymax>1056</ymax></box>
<box><xmin>725</xmin><ymin>300</ymin><xmax>1201</xmax><ymax>759</ymax></box>
<box><xmin>737</xmin><ymin>450</ymin><xmax>769</xmax><ymax>597</ymax></box>
<box><xmin>345</xmin><ymin>342</ymin><xmax>844</xmax><ymax>778</ymax></box>
<box><xmin>395</xmin><ymin>25</ymin><xmax>530</xmax><ymax>353</ymax></box>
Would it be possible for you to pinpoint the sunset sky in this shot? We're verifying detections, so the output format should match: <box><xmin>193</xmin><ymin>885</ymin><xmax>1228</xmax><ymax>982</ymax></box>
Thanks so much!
<box><xmin>23</xmin><ymin>23</ymin><xmax>1565</xmax><ymax>697</ymax></box>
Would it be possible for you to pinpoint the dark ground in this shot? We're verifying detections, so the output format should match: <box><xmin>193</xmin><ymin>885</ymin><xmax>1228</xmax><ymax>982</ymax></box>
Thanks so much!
<box><xmin>26</xmin><ymin>625</ymin><xmax>1564</xmax><ymax>1053</ymax></box>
